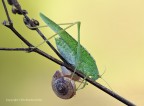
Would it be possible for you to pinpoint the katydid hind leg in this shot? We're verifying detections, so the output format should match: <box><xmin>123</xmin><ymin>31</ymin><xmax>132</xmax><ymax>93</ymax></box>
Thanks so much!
<box><xmin>27</xmin><ymin>22</ymin><xmax>76</xmax><ymax>29</ymax></box>
<box><xmin>30</xmin><ymin>20</ymin><xmax>83</xmax><ymax>83</ymax></box>
<box><xmin>33</xmin><ymin>22</ymin><xmax>81</xmax><ymax>49</ymax></box>
<box><xmin>70</xmin><ymin>22</ymin><xmax>81</xmax><ymax>79</ymax></box>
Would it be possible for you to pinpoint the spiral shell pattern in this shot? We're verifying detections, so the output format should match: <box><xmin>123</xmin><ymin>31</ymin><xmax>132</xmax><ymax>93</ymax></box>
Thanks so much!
<box><xmin>52</xmin><ymin>71</ymin><xmax>76</xmax><ymax>99</ymax></box>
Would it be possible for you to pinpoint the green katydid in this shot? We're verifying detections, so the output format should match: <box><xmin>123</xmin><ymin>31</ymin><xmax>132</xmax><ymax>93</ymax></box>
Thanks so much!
<box><xmin>35</xmin><ymin>13</ymin><xmax>100</xmax><ymax>91</ymax></box>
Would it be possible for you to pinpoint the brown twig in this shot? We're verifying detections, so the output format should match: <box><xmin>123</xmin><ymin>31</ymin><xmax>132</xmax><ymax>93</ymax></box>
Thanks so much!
<box><xmin>0</xmin><ymin>47</ymin><xmax>30</xmax><ymax>51</ymax></box>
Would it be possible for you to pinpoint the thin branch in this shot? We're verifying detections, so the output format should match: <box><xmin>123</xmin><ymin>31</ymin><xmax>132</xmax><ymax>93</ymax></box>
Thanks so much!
<box><xmin>1</xmin><ymin>0</ymin><xmax>135</xmax><ymax>106</ymax></box>
<box><xmin>0</xmin><ymin>47</ymin><xmax>30</xmax><ymax>51</ymax></box>
<box><xmin>2</xmin><ymin>0</ymin><xmax>12</xmax><ymax>24</ymax></box>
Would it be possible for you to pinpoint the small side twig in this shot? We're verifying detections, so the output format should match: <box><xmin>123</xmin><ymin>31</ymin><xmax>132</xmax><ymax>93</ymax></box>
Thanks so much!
<box><xmin>0</xmin><ymin>47</ymin><xmax>30</xmax><ymax>51</ymax></box>
<box><xmin>0</xmin><ymin>0</ymin><xmax>135</xmax><ymax>106</ymax></box>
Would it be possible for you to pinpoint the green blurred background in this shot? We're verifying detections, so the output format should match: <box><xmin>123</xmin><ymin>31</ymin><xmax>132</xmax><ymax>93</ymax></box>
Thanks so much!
<box><xmin>0</xmin><ymin>0</ymin><xmax>144</xmax><ymax>106</ymax></box>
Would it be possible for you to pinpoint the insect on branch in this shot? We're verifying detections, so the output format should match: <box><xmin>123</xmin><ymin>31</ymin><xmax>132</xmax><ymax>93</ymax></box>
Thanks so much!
<box><xmin>0</xmin><ymin>0</ymin><xmax>135</xmax><ymax>106</ymax></box>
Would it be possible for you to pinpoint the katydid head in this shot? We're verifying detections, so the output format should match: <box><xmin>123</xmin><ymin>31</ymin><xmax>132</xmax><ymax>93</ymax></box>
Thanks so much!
<box><xmin>51</xmin><ymin>70</ymin><xmax>76</xmax><ymax>99</ymax></box>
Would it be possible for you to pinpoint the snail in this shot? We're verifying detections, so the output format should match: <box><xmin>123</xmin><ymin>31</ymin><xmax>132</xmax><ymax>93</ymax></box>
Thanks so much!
<box><xmin>51</xmin><ymin>67</ymin><xmax>77</xmax><ymax>99</ymax></box>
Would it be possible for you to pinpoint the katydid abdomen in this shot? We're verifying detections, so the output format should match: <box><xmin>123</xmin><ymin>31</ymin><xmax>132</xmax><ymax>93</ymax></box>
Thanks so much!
<box><xmin>40</xmin><ymin>13</ymin><xmax>99</xmax><ymax>81</ymax></box>
<box><xmin>56</xmin><ymin>37</ymin><xmax>99</xmax><ymax>80</ymax></box>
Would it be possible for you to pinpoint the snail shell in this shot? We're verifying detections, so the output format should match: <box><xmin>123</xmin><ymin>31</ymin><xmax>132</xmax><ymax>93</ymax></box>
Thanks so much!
<box><xmin>61</xmin><ymin>66</ymin><xmax>80</xmax><ymax>81</ymax></box>
<box><xmin>52</xmin><ymin>70</ymin><xmax>76</xmax><ymax>99</ymax></box>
